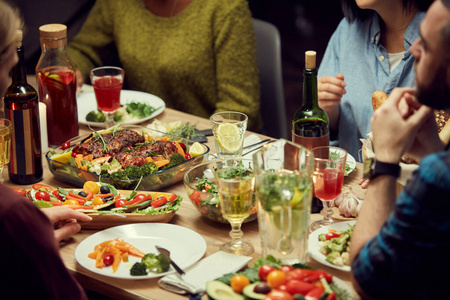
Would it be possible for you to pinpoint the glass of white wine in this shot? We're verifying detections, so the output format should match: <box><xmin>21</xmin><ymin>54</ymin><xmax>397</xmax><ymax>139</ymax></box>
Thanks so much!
<box><xmin>0</xmin><ymin>119</ymin><xmax>12</xmax><ymax>183</ymax></box>
<box><xmin>214</xmin><ymin>160</ymin><xmax>255</xmax><ymax>255</ymax></box>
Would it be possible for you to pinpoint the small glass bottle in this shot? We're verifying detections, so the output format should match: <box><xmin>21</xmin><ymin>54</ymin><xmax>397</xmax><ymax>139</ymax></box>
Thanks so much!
<box><xmin>3</xmin><ymin>30</ymin><xmax>43</xmax><ymax>184</ymax></box>
<box><xmin>36</xmin><ymin>24</ymin><xmax>78</xmax><ymax>147</ymax></box>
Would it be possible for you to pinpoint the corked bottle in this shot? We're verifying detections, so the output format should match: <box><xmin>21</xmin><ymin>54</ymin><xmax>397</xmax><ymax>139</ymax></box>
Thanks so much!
<box><xmin>36</xmin><ymin>24</ymin><xmax>78</xmax><ymax>147</ymax></box>
<box><xmin>3</xmin><ymin>30</ymin><xmax>43</xmax><ymax>184</ymax></box>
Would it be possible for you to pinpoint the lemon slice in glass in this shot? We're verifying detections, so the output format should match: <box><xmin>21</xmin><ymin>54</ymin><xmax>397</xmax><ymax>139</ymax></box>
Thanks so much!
<box><xmin>216</xmin><ymin>123</ymin><xmax>241</xmax><ymax>152</ymax></box>
<box><xmin>51</xmin><ymin>151</ymin><xmax>72</xmax><ymax>164</ymax></box>
<box><xmin>189</xmin><ymin>142</ymin><xmax>204</xmax><ymax>157</ymax></box>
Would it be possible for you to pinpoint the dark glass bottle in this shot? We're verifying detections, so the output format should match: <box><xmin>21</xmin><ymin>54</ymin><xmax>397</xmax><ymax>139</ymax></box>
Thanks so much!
<box><xmin>3</xmin><ymin>30</ymin><xmax>43</xmax><ymax>184</ymax></box>
<box><xmin>292</xmin><ymin>51</ymin><xmax>329</xmax><ymax>150</ymax></box>
<box><xmin>292</xmin><ymin>51</ymin><xmax>329</xmax><ymax>213</ymax></box>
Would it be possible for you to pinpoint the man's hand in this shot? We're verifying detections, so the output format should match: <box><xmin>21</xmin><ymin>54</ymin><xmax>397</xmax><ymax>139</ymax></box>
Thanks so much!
<box><xmin>318</xmin><ymin>74</ymin><xmax>346</xmax><ymax>130</ymax></box>
<box><xmin>371</xmin><ymin>87</ymin><xmax>433</xmax><ymax>163</ymax></box>
<box><xmin>42</xmin><ymin>206</ymin><xmax>92</xmax><ymax>243</ymax></box>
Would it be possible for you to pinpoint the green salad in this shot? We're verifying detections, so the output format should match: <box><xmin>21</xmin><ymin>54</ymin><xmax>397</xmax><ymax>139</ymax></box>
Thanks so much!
<box><xmin>317</xmin><ymin>224</ymin><xmax>354</xmax><ymax>267</ymax></box>
<box><xmin>86</xmin><ymin>101</ymin><xmax>161</xmax><ymax>123</ymax></box>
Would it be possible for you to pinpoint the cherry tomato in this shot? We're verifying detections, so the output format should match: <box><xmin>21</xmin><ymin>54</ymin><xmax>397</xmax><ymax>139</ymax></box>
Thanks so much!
<box><xmin>92</xmin><ymin>197</ymin><xmax>104</xmax><ymax>206</ymax></box>
<box><xmin>189</xmin><ymin>190</ymin><xmax>202</xmax><ymax>206</ymax></box>
<box><xmin>61</xmin><ymin>141</ymin><xmax>71</xmax><ymax>150</ymax></box>
<box><xmin>103</xmin><ymin>255</ymin><xmax>114</xmax><ymax>267</ymax></box>
<box><xmin>52</xmin><ymin>190</ymin><xmax>63</xmax><ymax>201</ymax></box>
<box><xmin>284</xmin><ymin>279</ymin><xmax>316</xmax><ymax>296</ymax></box>
<box><xmin>267</xmin><ymin>270</ymin><xmax>286</xmax><ymax>289</ymax></box>
<box><xmin>35</xmin><ymin>191</ymin><xmax>50</xmax><ymax>201</ymax></box>
<box><xmin>11</xmin><ymin>188</ymin><xmax>27</xmax><ymax>197</ymax></box>
<box><xmin>230</xmin><ymin>274</ymin><xmax>250</xmax><ymax>293</ymax></box>
<box><xmin>185</xmin><ymin>153</ymin><xmax>191</xmax><ymax>160</ymax></box>
<box><xmin>151</xmin><ymin>196</ymin><xmax>168</xmax><ymax>208</ymax></box>
<box><xmin>71</xmin><ymin>151</ymin><xmax>78</xmax><ymax>158</ymax></box>
<box><xmin>115</xmin><ymin>199</ymin><xmax>127</xmax><ymax>208</ymax></box>
<box><xmin>126</xmin><ymin>146</ymin><xmax>133</xmax><ymax>150</ymax></box>
<box><xmin>264</xmin><ymin>290</ymin><xmax>294</xmax><ymax>300</ymax></box>
<box><xmin>258</xmin><ymin>264</ymin><xmax>276</xmax><ymax>281</ymax></box>
<box><xmin>325</xmin><ymin>232</ymin><xmax>341</xmax><ymax>240</ymax></box>
<box><xmin>279</xmin><ymin>265</ymin><xmax>294</xmax><ymax>273</ymax></box>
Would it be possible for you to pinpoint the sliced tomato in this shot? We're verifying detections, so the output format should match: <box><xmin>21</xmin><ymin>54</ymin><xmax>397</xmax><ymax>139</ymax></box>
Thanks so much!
<box><xmin>325</xmin><ymin>232</ymin><xmax>341</xmax><ymax>240</ymax></box>
<box><xmin>32</xmin><ymin>184</ymin><xmax>54</xmax><ymax>192</ymax></box>
<box><xmin>189</xmin><ymin>190</ymin><xmax>202</xmax><ymax>205</ymax></box>
<box><xmin>284</xmin><ymin>279</ymin><xmax>316</xmax><ymax>296</ymax></box>
<box><xmin>11</xmin><ymin>188</ymin><xmax>27</xmax><ymax>197</ymax></box>
<box><xmin>115</xmin><ymin>199</ymin><xmax>127</xmax><ymax>208</ymax></box>
<box><xmin>35</xmin><ymin>191</ymin><xmax>51</xmax><ymax>201</ymax></box>
<box><xmin>52</xmin><ymin>190</ymin><xmax>63</xmax><ymax>201</ymax></box>
<box><xmin>151</xmin><ymin>196</ymin><xmax>168</xmax><ymax>208</ymax></box>
<box><xmin>168</xmin><ymin>193</ymin><xmax>177</xmax><ymax>202</ymax></box>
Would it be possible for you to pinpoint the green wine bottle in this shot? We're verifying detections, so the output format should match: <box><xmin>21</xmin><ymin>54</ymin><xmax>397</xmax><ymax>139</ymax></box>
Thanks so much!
<box><xmin>292</xmin><ymin>51</ymin><xmax>329</xmax><ymax>150</ymax></box>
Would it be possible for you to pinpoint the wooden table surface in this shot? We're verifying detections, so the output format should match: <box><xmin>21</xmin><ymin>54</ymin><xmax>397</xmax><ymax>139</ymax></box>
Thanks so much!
<box><xmin>3</xmin><ymin>96</ymin><xmax>365</xmax><ymax>299</ymax></box>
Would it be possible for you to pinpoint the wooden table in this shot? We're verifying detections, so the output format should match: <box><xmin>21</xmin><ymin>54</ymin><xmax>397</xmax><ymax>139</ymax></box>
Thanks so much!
<box><xmin>3</xmin><ymin>105</ymin><xmax>365</xmax><ymax>299</ymax></box>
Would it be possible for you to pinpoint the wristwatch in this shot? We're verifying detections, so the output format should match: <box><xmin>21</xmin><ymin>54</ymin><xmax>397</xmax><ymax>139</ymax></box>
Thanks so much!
<box><xmin>363</xmin><ymin>157</ymin><xmax>401</xmax><ymax>180</ymax></box>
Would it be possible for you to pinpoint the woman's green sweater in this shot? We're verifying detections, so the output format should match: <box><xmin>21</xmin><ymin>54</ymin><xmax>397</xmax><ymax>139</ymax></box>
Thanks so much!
<box><xmin>68</xmin><ymin>0</ymin><xmax>262</xmax><ymax>131</ymax></box>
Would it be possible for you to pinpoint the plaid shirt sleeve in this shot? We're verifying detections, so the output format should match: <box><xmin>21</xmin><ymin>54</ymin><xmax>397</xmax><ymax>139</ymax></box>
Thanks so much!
<box><xmin>352</xmin><ymin>150</ymin><xmax>450</xmax><ymax>299</ymax></box>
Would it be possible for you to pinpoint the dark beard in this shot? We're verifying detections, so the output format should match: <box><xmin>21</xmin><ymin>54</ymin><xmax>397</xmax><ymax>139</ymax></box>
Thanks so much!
<box><xmin>416</xmin><ymin>64</ymin><xmax>450</xmax><ymax>110</ymax></box>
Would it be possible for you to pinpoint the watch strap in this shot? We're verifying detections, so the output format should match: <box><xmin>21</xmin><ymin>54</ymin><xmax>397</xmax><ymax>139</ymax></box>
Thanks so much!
<box><xmin>372</xmin><ymin>160</ymin><xmax>401</xmax><ymax>179</ymax></box>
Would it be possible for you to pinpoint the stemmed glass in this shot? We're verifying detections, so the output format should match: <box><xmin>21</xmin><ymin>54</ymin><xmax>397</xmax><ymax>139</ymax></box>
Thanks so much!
<box><xmin>90</xmin><ymin>66</ymin><xmax>125</xmax><ymax>128</ymax></box>
<box><xmin>309</xmin><ymin>146</ymin><xmax>347</xmax><ymax>232</ymax></box>
<box><xmin>0</xmin><ymin>119</ymin><xmax>12</xmax><ymax>183</ymax></box>
<box><xmin>214</xmin><ymin>161</ymin><xmax>255</xmax><ymax>255</ymax></box>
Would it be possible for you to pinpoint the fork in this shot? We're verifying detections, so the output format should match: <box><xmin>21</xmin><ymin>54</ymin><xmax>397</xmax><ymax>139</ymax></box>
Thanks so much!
<box><xmin>155</xmin><ymin>245</ymin><xmax>185</xmax><ymax>275</ymax></box>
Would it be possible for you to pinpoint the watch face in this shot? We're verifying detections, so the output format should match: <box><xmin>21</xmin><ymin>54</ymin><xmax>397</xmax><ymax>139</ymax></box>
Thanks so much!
<box><xmin>363</xmin><ymin>157</ymin><xmax>374</xmax><ymax>180</ymax></box>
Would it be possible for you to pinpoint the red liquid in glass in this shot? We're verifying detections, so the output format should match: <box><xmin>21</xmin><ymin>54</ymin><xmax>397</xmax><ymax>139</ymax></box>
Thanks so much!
<box><xmin>314</xmin><ymin>168</ymin><xmax>344</xmax><ymax>201</ymax></box>
<box><xmin>37</xmin><ymin>67</ymin><xmax>78</xmax><ymax>147</ymax></box>
<box><xmin>92</xmin><ymin>77</ymin><xmax>123</xmax><ymax>112</ymax></box>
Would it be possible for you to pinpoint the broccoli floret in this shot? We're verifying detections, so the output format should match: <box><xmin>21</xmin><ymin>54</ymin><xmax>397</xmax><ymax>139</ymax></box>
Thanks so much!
<box><xmin>130</xmin><ymin>262</ymin><xmax>148</xmax><ymax>276</ymax></box>
<box><xmin>164</xmin><ymin>153</ymin><xmax>186</xmax><ymax>169</ymax></box>
<box><xmin>125</xmin><ymin>165</ymin><xmax>144</xmax><ymax>179</ymax></box>
<box><xmin>113</xmin><ymin>107</ymin><xmax>129</xmax><ymax>122</ymax></box>
<box><xmin>141</xmin><ymin>162</ymin><xmax>158</xmax><ymax>176</ymax></box>
<box><xmin>86</xmin><ymin>110</ymin><xmax>106</xmax><ymax>122</ymax></box>
<box><xmin>141</xmin><ymin>253</ymin><xmax>170</xmax><ymax>273</ymax></box>
<box><xmin>109</xmin><ymin>170</ymin><xmax>129</xmax><ymax>180</ymax></box>
<box><xmin>318</xmin><ymin>234</ymin><xmax>327</xmax><ymax>242</ymax></box>
<box><xmin>325</xmin><ymin>251</ymin><xmax>344</xmax><ymax>266</ymax></box>
<box><xmin>327</xmin><ymin>242</ymin><xmax>345</xmax><ymax>253</ymax></box>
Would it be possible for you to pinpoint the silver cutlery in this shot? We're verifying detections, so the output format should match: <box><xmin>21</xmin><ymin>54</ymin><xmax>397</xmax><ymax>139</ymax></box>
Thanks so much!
<box><xmin>155</xmin><ymin>245</ymin><xmax>185</xmax><ymax>275</ymax></box>
<box><xmin>242</xmin><ymin>138</ymin><xmax>274</xmax><ymax>150</ymax></box>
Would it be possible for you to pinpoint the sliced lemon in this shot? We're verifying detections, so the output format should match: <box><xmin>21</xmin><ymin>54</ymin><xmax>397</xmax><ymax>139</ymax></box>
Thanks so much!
<box><xmin>216</xmin><ymin>123</ymin><xmax>241</xmax><ymax>152</ymax></box>
<box><xmin>189</xmin><ymin>142</ymin><xmax>204</xmax><ymax>157</ymax></box>
<box><xmin>51</xmin><ymin>151</ymin><xmax>72</xmax><ymax>164</ymax></box>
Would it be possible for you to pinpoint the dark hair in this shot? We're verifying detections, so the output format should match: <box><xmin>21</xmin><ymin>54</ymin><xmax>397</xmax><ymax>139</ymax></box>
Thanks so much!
<box><xmin>341</xmin><ymin>0</ymin><xmax>433</xmax><ymax>23</ymax></box>
<box><xmin>441</xmin><ymin>0</ymin><xmax>450</xmax><ymax>61</ymax></box>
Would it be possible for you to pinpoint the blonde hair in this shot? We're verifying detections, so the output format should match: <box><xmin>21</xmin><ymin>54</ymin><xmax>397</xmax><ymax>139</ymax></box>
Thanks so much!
<box><xmin>0</xmin><ymin>1</ymin><xmax>22</xmax><ymax>62</ymax></box>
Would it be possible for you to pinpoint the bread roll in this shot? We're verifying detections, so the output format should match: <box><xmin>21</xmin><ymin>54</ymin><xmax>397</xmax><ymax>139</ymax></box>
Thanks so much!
<box><xmin>372</xmin><ymin>90</ymin><xmax>388</xmax><ymax>111</ymax></box>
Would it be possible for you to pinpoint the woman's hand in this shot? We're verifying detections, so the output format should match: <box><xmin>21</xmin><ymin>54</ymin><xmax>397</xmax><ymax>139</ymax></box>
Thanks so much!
<box><xmin>42</xmin><ymin>206</ymin><xmax>92</xmax><ymax>243</ymax></box>
<box><xmin>318</xmin><ymin>74</ymin><xmax>346</xmax><ymax>130</ymax></box>
<box><xmin>75</xmin><ymin>68</ymin><xmax>84</xmax><ymax>94</ymax></box>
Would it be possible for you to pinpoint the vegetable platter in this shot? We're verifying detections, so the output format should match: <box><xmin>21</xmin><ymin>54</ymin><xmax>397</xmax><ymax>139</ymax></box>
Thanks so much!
<box><xmin>206</xmin><ymin>255</ymin><xmax>358</xmax><ymax>300</ymax></box>
<box><xmin>46</xmin><ymin>124</ymin><xmax>209</xmax><ymax>190</ymax></box>
<box><xmin>12</xmin><ymin>181</ymin><xmax>182</xmax><ymax>229</ymax></box>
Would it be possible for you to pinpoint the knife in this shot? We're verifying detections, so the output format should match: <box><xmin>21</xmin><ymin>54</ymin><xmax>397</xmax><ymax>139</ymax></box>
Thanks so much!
<box><xmin>155</xmin><ymin>245</ymin><xmax>185</xmax><ymax>275</ymax></box>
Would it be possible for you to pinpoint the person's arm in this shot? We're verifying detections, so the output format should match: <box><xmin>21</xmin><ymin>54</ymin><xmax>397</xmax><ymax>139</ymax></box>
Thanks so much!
<box><xmin>42</xmin><ymin>206</ymin><xmax>92</xmax><ymax>243</ymax></box>
<box><xmin>213</xmin><ymin>0</ymin><xmax>261</xmax><ymax>131</ymax></box>
<box><xmin>350</xmin><ymin>87</ymin><xmax>434</xmax><ymax>295</ymax></box>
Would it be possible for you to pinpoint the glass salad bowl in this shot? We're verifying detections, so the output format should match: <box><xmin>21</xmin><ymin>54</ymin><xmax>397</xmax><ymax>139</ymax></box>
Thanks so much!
<box><xmin>183</xmin><ymin>159</ymin><xmax>257</xmax><ymax>223</ymax></box>
<box><xmin>46</xmin><ymin>125</ymin><xmax>209</xmax><ymax>190</ymax></box>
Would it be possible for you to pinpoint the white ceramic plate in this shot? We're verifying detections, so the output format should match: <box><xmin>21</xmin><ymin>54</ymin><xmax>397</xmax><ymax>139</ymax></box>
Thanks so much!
<box><xmin>346</xmin><ymin>153</ymin><xmax>357</xmax><ymax>176</ymax></box>
<box><xmin>75</xmin><ymin>223</ymin><xmax>207</xmax><ymax>279</ymax></box>
<box><xmin>308</xmin><ymin>220</ymin><xmax>356</xmax><ymax>272</ymax></box>
<box><xmin>77</xmin><ymin>90</ymin><xmax>165</xmax><ymax>127</ymax></box>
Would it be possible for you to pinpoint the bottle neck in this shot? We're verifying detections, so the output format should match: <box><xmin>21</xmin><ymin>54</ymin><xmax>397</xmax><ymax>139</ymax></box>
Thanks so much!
<box><xmin>11</xmin><ymin>45</ymin><xmax>27</xmax><ymax>85</ymax></box>
<box><xmin>302</xmin><ymin>68</ymin><xmax>318</xmax><ymax>109</ymax></box>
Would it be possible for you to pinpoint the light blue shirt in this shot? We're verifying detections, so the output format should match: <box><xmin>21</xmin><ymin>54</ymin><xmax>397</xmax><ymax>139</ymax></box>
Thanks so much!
<box><xmin>318</xmin><ymin>11</ymin><xmax>425</xmax><ymax>161</ymax></box>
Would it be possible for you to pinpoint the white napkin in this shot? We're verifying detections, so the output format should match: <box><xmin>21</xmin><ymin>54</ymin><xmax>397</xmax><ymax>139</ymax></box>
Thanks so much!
<box><xmin>158</xmin><ymin>251</ymin><xmax>252</xmax><ymax>295</ymax></box>
<box><xmin>242</xmin><ymin>134</ymin><xmax>262</xmax><ymax>159</ymax></box>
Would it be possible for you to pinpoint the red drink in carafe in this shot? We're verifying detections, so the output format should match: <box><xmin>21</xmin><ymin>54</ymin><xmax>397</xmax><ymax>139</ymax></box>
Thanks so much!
<box><xmin>37</xmin><ymin>66</ymin><xmax>78</xmax><ymax>146</ymax></box>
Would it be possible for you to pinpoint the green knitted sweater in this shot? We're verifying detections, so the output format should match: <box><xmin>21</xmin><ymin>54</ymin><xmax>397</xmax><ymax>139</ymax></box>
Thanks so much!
<box><xmin>68</xmin><ymin>0</ymin><xmax>262</xmax><ymax>131</ymax></box>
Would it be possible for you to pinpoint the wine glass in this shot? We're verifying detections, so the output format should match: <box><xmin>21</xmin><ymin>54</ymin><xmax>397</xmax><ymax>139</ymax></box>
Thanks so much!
<box><xmin>309</xmin><ymin>146</ymin><xmax>347</xmax><ymax>232</ymax></box>
<box><xmin>0</xmin><ymin>119</ymin><xmax>12</xmax><ymax>183</ymax></box>
<box><xmin>90</xmin><ymin>66</ymin><xmax>125</xmax><ymax>128</ymax></box>
<box><xmin>214</xmin><ymin>161</ymin><xmax>255</xmax><ymax>255</ymax></box>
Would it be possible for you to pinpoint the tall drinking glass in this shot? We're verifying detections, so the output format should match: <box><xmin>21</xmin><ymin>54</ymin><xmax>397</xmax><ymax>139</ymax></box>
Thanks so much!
<box><xmin>90</xmin><ymin>66</ymin><xmax>125</xmax><ymax>128</ymax></box>
<box><xmin>210</xmin><ymin>111</ymin><xmax>247</xmax><ymax>159</ymax></box>
<box><xmin>214</xmin><ymin>160</ymin><xmax>255</xmax><ymax>255</ymax></box>
<box><xmin>0</xmin><ymin>119</ymin><xmax>12</xmax><ymax>183</ymax></box>
<box><xmin>309</xmin><ymin>146</ymin><xmax>347</xmax><ymax>232</ymax></box>
<box><xmin>253</xmin><ymin>139</ymin><xmax>314</xmax><ymax>265</ymax></box>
